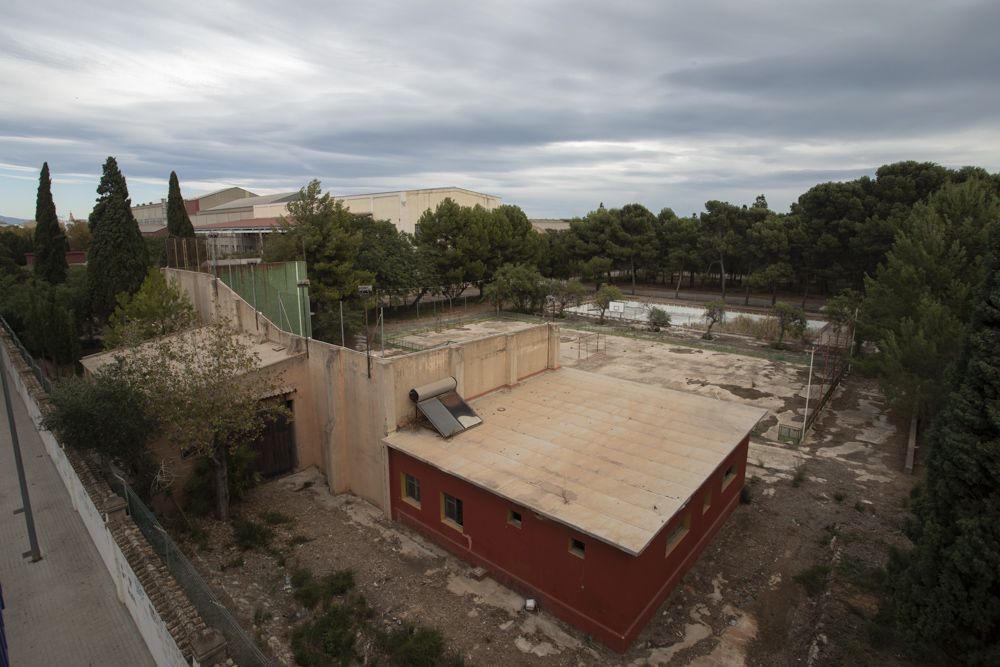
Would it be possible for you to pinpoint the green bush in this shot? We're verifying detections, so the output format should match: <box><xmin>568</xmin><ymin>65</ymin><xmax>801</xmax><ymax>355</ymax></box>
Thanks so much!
<box><xmin>291</xmin><ymin>594</ymin><xmax>372</xmax><ymax>666</ymax></box>
<box><xmin>647</xmin><ymin>306</ymin><xmax>671</xmax><ymax>331</ymax></box>
<box><xmin>232</xmin><ymin>517</ymin><xmax>274</xmax><ymax>551</ymax></box>
<box><xmin>794</xmin><ymin>564</ymin><xmax>831</xmax><ymax>596</ymax></box>
<box><xmin>381</xmin><ymin>625</ymin><xmax>447</xmax><ymax>667</ymax></box>
<box><xmin>262</xmin><ymin>510</ymin><xmax>293</xmax><ymax>525</ymax></box>
<box><xmin>292</xmin><ymin>567</ymin><xmax>355</xmax><ymax>610</ymax></box>
<box><xmin>184</xmin><ymin>445</ymin><xmax>260</xmax><ymax>516</ymax></box>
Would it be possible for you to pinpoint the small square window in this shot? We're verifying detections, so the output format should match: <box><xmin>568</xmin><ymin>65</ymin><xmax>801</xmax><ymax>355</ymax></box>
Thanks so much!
<box><xmin>402</xmin><ymin>473</ymin><xmax>421</xmax><ymax>507</ymax></box>
<box><xmin>703</xmin><ymin>490</ymin><xmax>712</xmax><ymax>514</ymax></box>
<box><xmin>569</xmin><ymin>537</ymin><xmax>586</xmax><ymax>558</ymax></box>
<box><xmin>722</xmin><ymin>464</ymin><xmax>737</xmax><ymax>490</ymax></box>
<box><xmin>508</xmin><ymin>510</ymin><xmax>522</xmax><ymax>528</ymax></box>
<box><xmin>666</xmin><ymin>514</ymin><xmax>691</xmax><ymax>556</ymax></box>
<box><xmin>442</xmin><ymin>492</ymin><xmax>464</xmax><ymax>529</ymax></box>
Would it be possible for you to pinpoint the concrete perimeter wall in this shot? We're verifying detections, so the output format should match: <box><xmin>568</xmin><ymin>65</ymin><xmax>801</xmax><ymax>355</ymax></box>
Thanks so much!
<box><xmin>165</xmin><ymin>268</ymin><xmax>562</xmax><ymax>513</ymax></box>
<box><xmin>0</xmin><ymin>340</ymin><xmax>189</xmax><ymax>667</ymax></box>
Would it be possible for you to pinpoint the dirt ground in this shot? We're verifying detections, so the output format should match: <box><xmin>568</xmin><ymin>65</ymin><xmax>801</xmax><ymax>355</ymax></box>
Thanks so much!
<box><xmin>180</xmin><ymin>325</ymin><xmax>919</xmax><ymax>667</ymax></box>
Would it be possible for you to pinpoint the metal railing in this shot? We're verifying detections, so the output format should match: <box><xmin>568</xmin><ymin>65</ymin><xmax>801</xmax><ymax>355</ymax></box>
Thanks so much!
<box><xmin>110</xmin><ymin>477</ymin><xmax>273</xmax><ymax>667</ymax></box>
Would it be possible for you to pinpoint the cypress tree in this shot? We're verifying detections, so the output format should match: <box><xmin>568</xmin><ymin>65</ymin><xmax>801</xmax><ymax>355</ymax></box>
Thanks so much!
<box><xmin>33</xmin><ymin>162</ymin><xmax>68</xmax><ymax>283</ymax></box>
<box><xmin>166</xmin><ymin>171</ymin><xmax>195</xmax><ymax>237</ymax></box>
<box><xmin>87</xmin><ymin>157</ymin><xmax>149</xmax><ymax>317</ymax></box>
<box><xmin>888</xmin><ymin>223</ymin><xmax>1000</xmax><ymax>664</ymax></box>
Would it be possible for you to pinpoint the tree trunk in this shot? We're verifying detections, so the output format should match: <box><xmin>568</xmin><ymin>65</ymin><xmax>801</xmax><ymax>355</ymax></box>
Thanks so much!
<box><xmin>213</xmin><ymin>442</ymin><xmax>230</xmax><ymax>521</ymax></box>
<box><xmin>630</xmin><ymin>258</ymin><xmax>636</xmax><ymax>295</ymax></box>
<box><xmin>801</xmin><ymin>281</ymin><xmax>809</xmax><ymax>310</ymax></box>
<box><xmin>771</xmin><ymin>283</ymin><xmax>777</xmax><ymax>306</ymax></box>
<box><xmin>674</xmin><ymin>266</ymin><xmax>683</xmax><ymax>299</ymax></box>
<box><xmin>719</xmin><ymin>256</ymin><xmax>727</xmax><ymax>301</ymax></box>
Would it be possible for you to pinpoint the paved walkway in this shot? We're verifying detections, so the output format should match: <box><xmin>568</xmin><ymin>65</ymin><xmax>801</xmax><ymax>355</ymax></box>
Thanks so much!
<box><xmin>0</xmin><ymin>365</ymin><xmax>155</xmax><ymax>667</ymax></box>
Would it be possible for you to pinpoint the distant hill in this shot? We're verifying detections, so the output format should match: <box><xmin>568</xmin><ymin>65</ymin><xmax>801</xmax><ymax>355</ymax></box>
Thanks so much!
<box><xmin>0</xmin><ymin>215</ymin><xmax>28</xmax><ymax>226</ymax></box>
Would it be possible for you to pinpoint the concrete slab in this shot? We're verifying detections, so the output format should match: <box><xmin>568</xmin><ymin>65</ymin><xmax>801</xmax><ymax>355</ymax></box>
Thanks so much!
<box><xmin>395</xmin><ymin>319</ymin><xmax>537</xmax><ymax>350</ymax></box>
<box><xmin>0</xmin><ymin>366</ymin><xmax>155</xmax><ymax>667</ymax></box>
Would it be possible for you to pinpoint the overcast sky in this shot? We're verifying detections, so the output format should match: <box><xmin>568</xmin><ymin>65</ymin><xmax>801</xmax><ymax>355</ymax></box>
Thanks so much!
<box><xmin>1</xmin><ymin>0</ymin><xmax>998</xmax><ymax>221</ymax></box>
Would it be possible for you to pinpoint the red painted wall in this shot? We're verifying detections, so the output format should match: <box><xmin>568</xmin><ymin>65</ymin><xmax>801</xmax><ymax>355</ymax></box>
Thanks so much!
<box><xmin>388</xmin><ymin>435</ymin><xmax>750</xmax><ymax>652</ymax></box>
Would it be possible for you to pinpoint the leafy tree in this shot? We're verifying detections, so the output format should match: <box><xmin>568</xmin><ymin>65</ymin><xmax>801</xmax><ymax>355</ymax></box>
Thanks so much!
<box><xmin>538</xmin><ymin>229</ymin><xmax>575</xmax><ymax>279</ymax></box>
<box><xmin>702</xmin><ymin>300</ymin><xmax>726</xmax><ymax>339</ymax></box>
<box><xmin>0</xmin><ymin>226</ymin><xmax>33</xmax><ymax>277</ymax></box>
<box><xmin>104</xmin><ymin>268</ymin><xmax>196</xmax><ymax>348</ymax></box>
<box><xmin>699</xmin><ymin>200</ymin><xmax>747</xmax><ymax>301</ymax></box>
<box><xmin>266</xmin><ymin>180</ymin><xmax>371</xmax><ymax>340</ymax></box>
<box><xmin>482</xmin><ymin>204</ymin><xmax>541</xmax><ymax>283</ymax></box>
<box><xmin>166</xmin><ymin>171</ymin><xmax>195</xmax><ymax>237</ymax></box>
<box><xmin>861</xmin><ymin>205</ymin><xmax>973</xmax><ymax>419</ymax></box>
<box><xmin>771</xmin><ymin>302</ymin><xmax>806</xmax><ymax>348</ymax></box>
<box><xmin>24</xmin><ymin>279</ymin><xmax>79</xmax><ymax>367</ymax></box>
<box><xmin>105</xmin><ymin>320</ymin><xmax>289</xmax><ymax>519</ymax></box>
<box><xmin>483</xmin><ymin>263</ymin><xmax>543</xmax><ymax>313</ymax></box>
<box><xmin>608</xmin><ymin>203</ymin><xmax>658</xmax><ymax>294</ymax></box>
<box><xmin>568</xmin><ymin>209</ymin><xmax>614</xmax><ymax>284</ymax></box>
<box><xmin>887</xmin><ymin>223</ymin><xmax>1000</xmax><ymax>665</ymax></box>
<box><xmin>747</xmin><ymin>213</ymin><xmax>794</xmax><ymax>305</ymax></box>
<box><xmin>87</xmin><ymin>157</ymin><xmax>149</xmax><ymax>317</ymax></box>
<box><xmin>351</xmin><ymin>217</ymin><xmax>417</xmax><ymax>302</ymax></box>
<box><xmin>33</xmin><ymin>162</ymin><xmax>68</xmax><ymax>283</ymax></box>
<box><xmin>658</xmin><ymin>210</ymin><xmax>701</xmax><ymax>297</ymax></box>
<box><xmin>593</xmin><ymin>283</ymin><xmax>624</xmax><ymax>324</ymax></box>
<box><xmin>64</xmin><ymin>215</ymin><xmax>91</xmax><ymax>251</ymax></box>
<box><xmin>43</xmin><ymin>372</ymin><xmax>157</xmax><ymax>486</ymax></box>
<box><xmin>544</xmin><ymin>278</ymin><xmax>587</xmax><ymax>315</ymax></box>
<box><xmin>413</xmin><ymin>198</ymin><xmax>488</xmax><ymax>298</ymax></box>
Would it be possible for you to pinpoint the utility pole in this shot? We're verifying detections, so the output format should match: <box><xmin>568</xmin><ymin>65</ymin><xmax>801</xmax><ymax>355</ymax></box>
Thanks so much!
<box><xmin>2</xmin><ymin>365</ymin><xmax>42</xmax><ymax>562</ymax></box>
<box><xmin>801</xmin><ymin>346</ymin><xmax>816</xmax><ymax>444</ymax></box>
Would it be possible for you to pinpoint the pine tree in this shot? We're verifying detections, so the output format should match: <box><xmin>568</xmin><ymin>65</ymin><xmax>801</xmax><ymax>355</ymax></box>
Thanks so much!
<box><xmin>33</xmin><ymin>162</ymin><xmax>68</xmax><ymax>283</ymax></box>
<box><xmin>87</xmin><ymin>157</ymin><xmax>149</xmax><ymax>317</ymax></box>
<box><xmin>166</xmin><ymin>171</ymin><xmax>195</xmax><ymax>237</ymax></box>
<box><xmin>888</xmin><ymin>223</ymin><xmax>1000</xmax><ymax>665</ymax></box>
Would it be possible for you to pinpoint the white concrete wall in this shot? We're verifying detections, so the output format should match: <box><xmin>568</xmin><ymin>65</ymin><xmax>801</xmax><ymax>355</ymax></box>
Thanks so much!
<box><xmin>0</xmin><ymin>344</ymin><xmax>189</xmax><ymax>667</ymax></box>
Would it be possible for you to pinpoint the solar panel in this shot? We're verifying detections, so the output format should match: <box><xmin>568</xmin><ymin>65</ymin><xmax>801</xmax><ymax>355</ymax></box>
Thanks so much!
<box><xmin>411</xmin><ymin>377</ymin><xmax>482</xmax><ymax>438</ymax></box>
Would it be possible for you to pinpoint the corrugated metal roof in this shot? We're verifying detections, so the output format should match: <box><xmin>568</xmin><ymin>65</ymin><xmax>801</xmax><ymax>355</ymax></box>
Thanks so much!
<box><xmin>385</xmin><ymin>368</ymin><xmax>766</xmax><ymax>556</ymax></box>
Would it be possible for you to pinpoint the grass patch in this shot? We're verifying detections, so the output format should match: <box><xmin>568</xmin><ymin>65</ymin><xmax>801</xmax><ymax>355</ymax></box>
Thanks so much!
<box><xmin>794</xmin><ymin>564</ymin><xmax>831</xmax><ymax>596</ymax></box>
<box><xmin>854</xmin><ymin>501</ymin><xmax>866</xmax><ymax>513</ymax></box>
<box><xmin>221</xmin><ymin>555</ymin><xmax>245</xmax><ymax>571</ymax></box>
<box><xmin>289</xmin><ymin>535</ymin><xmax>313</xmax><ymax>547</ymax></box>
<box><xmin>791</xmin><ymin>465</ymin><xmax>807</xmax><ymax>488</ymax></box>
<box><xmin>254</xmin><ymin>607</ymin><xmax>273</xmax><ymax>626</ymax></box>
<box><xmin>233</xmin><ymin>517</ymin><xmax>274</xmax><ymax>551</ymax></box>
<box><xmin>379</xmin><ymin>624</ymin><xmax>457</xmax><ymax>667</ymax></box>
<box><xmin>833</xmin><ymin>491</ymin><xmax>846</xmax><ymax>502</ymax></box>
<box><xmin>836</xmin><ymin>556</ymin><xmax>886</xmax><ymax>593</ymax></box>
<box><xmin>262</xmin><ymin>510</ymin><xmax>294</xmax><ymax>525</ymax></box>
<box><xmin>739</xmin><ymin>485</ymin><xmax>752</xmax><ymax>505</ymax></box>
<box><xmin>291</xmin><ymin>567</ymin><xmax>356</xmax><ymax>610</ymax></box>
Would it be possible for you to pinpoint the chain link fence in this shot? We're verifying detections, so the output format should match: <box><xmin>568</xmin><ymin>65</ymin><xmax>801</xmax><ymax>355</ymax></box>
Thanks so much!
<box><xmin>110</xmin><ymin>477</ymin><xmax>274</xmax><ymax>667</ymax></box>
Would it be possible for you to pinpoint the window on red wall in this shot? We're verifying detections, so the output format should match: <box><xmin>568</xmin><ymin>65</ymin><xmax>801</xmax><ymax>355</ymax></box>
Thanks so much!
<box><xmin>508</xmin><ymin>510</ymin><xmax>522</xmax><ymax>528</ymax></box>
<box><xmin>722</xmin><ymin>463</ymin><xmax>737</xmax><ymax>490</ymax></box>
<box><xmin>569</xmin><ymin>537</ymin><xmax>586</xmax><ymax>558</ymax></box>
<box><xmin>665</xmin><ymin>513</ymin><xmax>691</xmax><ymax>556</ymax></box>
<box><xmin>442</xmin><ymin>492</ymin><xmax>464</xmax><ymax>529</ymax></box>
<box><xmin>402</xmin><ymin>473</ymin><xmax>421</xmax><ymax>507</ymax></box>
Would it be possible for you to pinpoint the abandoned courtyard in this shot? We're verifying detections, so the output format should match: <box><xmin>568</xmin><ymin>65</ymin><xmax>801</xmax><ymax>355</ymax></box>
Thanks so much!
<box><xmin>178</xmin><ymin>322</ymin><xmax>918</xmax><ymax>667</ymax></box>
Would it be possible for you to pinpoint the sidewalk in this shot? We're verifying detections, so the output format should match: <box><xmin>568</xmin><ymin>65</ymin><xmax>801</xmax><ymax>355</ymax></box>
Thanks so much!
<box><xmin>0</xmin><ymin>365</ymin><xmax>154</xmax><ymax>667</ymax></box>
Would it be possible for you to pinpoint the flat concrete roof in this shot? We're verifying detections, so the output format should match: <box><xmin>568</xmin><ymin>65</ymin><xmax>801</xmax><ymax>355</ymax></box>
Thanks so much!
<box><xmin>81</xmin><ymin>326</ymin><xmax>299</xmax><ymax>376</ymax></box>
<box><xmin>385</xmin><ymin>368</ymin><xmax>766</xmax><ymax>556</ymax></box>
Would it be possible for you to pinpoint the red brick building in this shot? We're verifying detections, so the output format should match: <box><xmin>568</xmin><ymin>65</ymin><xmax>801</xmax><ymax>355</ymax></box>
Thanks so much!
<box><xmin>384</xmin><ymin>368</ymin><xmax>765</xmax><ymax>652</ymax></box>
